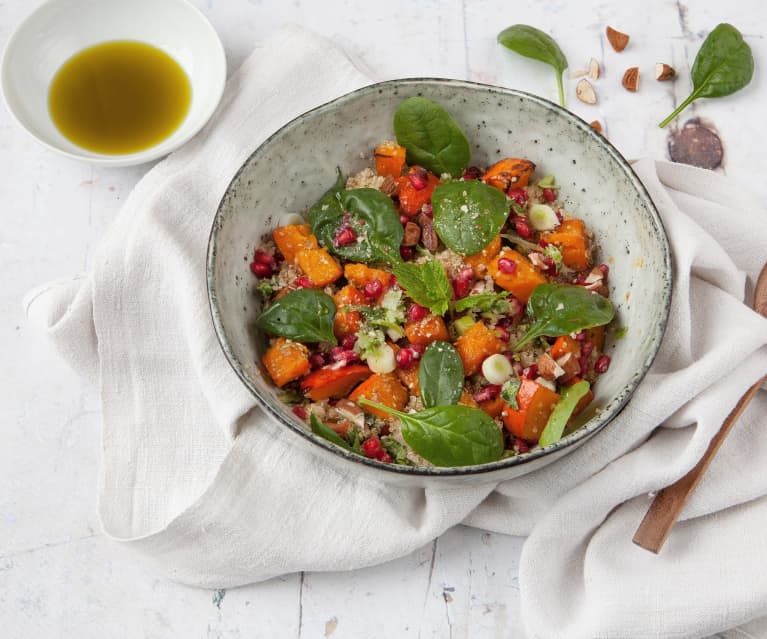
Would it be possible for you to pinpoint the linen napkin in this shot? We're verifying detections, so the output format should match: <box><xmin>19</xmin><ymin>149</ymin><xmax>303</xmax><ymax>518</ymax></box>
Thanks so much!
<box><xmin>24</xmin><ymin>24</ymin><xmax>767</xmax><ymax>639</ymax></box>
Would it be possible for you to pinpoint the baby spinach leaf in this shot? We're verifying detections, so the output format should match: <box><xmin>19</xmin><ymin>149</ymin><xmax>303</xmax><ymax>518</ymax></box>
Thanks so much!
<box><xmin>514</xmin><ymin>284</ymin><xmax>614</xmax><ymax>351</ymax></box>
<box><xmin>392</xmin><ymin>260</ymin><xmax>452</xmax><ymax>316</ymax></box>
<box><xmin>431</xmin><ymin>181</ymin><xmax>510</xmax><ymax>256</ymax></box>
<box><xmin>308</xmin><ymin>171</ymin><xmax>403</xmax><ymax>265</ymax></box>
<box><xmin>497</xmin><ymin>25</ymin><xmax>569</xmax><ymax>107</ymax></box>
<box><xmin>257</xmin><ymin>288</ymin><xmax>337</xmax><ymax>344</ymax></box>
<box><xmin>454</xmin><ymin>291</ymin><xmax>510</xmax><ymax>314</ymax></box>
<box><xmin>357</xmin><ymin>399</ymin><xmax>504</xmax><ymax>467</ymax></box>
<box><xmin>539</xmin><ymin>380</ymin><xmax>591</xmax><ymax>447</ymax></box>
<box><xmin>659</xmin><ymin>23</ymin><xmax>753</xmax><ymax>128</ymax></box>
<box><xmin>393</xmin><ymin>97</ymin><xmax>471</xmax><ymax>177</ymax></box>
<box><xmin>310</xmin><ymin>414</ymin><xmax>354</xmax><ymax>451</ymax></box>
<box><xmin>418</xmin><ymin>341</ymin><xmax>464</xmax><ymax>408</ymax></box>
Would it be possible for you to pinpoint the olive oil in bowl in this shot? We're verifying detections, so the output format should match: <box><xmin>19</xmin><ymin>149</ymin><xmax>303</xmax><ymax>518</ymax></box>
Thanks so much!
<box><xmin>48</xmin><ymin>40</ymin><xmax>192</xmax><ymax>155</ymax></box>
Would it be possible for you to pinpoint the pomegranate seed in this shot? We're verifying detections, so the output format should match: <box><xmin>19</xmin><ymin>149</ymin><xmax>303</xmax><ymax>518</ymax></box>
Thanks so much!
<box><xmin>514</xmin><ymin>217</ymin><xmax>532</xmax><ymax>239</ymax></box>
<box><xmin>543</xmin><ymin>257</ymin><xmax>557</xmax><ymax>275</ymax></box>
<box><xmin>555</xmin><ymin>209</ymin><xmax>564</xmax><ymax>224</ymax></box>
<box><xmin>330</xmin><ymin>348</ymin><xmax>359</xmax><ymax>365</ymax></box>
<box><xmin>389</xmin><ymin>274</ymin><xmax>398</xmax><ymax>287</ymax></box>
<box><xmin>581</xmin><ymin>341</ymin><xmax>594</xmax><ymax>357</ymax></box>
<box><xmin>538</xmin><ymin>239</ymin><xmax>549</xmax><ymax>248</ymax></box>
<box><xmin>329</xmin><ymin>346</ymin><xmax>344</xmax><ymax>359</ymax></box>
<box><xmin>341</xmin><ymin>334</ymin><xmax>357</xmax><ymax>350</ymax></box>
<box><xmin>578</xmin><ymin>355</ymin><xmax>590</xmax><ymax>375</ymax></box>
<box><xmin>292</xmin><ymin>406</ymin><xmax>307</xmax><ymax>419</ymax></box>
<box><xmin>598</xmin><ymin>263</ymin><xmax>610</xmax><ymax>278</ymax></box>
<box><xmin>362</xmin><ymin>437</ymin><xmax>383</xmax><ymax>459</ymax></box>
<box><xmin>574</xmin><ymin>331</ymin><xmax>586</xmax><ymax>341</ymax></box>
<box><xmin>363</xmin><ymin>279</ymin><xmax>383</xmax><ymax>299</ymax></box>
<box><xmin>410</xmin><ymin>343</ymin><xmax>426</xmax><ymax>356</ymax></box>
<box><xmin>333</xmin><ymin>226</ymin><xmax>357</xmax><ymax>247</ymax></box>
<box><xmin>294</xmin><ymin>275</ymin><xmax>313</xmax><ymax>288</ymax></box>
<box><xmin>396</xmin><ymin>348</ymin><xmax>415</xmax><ymax>369</ymax></box>
<box><xmin>497</xmin><ymin>258</ymin><xmax>517</xmax><ymax>275</ymax></box>
<box><xmin>400</xmin><ymin>214</ymin><xmax>410</xmax><ymax>225</ymax></box>
<box><xmin>400</xmin><ymin>245</ymin><xmax>414</xmax><ymax>260</ymax></box>
<box><xmin>254</xmin><ymin>249</ymin><xmax>275</xmax><ymax>266</ymax></box>
<box><xmin>380</xmin><ymin>424</ymin><xmax>391</xmax><ymax>436</ymax></box>
<box><xmin>309</xmin><ymin>353</ymin><xmax>326</xmax><ymax>369</ymax></box>
<box><xmin>508</xmin><ymin>188</ymin><xmax>528</xmax><ymax>206</ymax></box>
<box><xmin>494</xmin><ymin>326</ymin><xmax>510</xmax><ymax>342</ymax></box>
<box><xmin>250</xmin><ymin>261</ymin><xmax>273</xmax><ymax>278</ymax></box>
<box><xmin>462</xmin><ymin>166</ymin><xmax>483</xmax><ymax>180</ymax></box>
<box><xmin>594</xmin><ymin>354</ymin><xmax>611</xmax><ymax>374</ymax></box>
<box><xmin>407</xmin><ymin>303</ymin><xmax>427</xmax><ymax>322</ymax></box>
<box><xmin>421</xmin><ymin>203</ymin><xmax>433</xmax><ymax>218</ymax></box>
<box><xmin>451</xmin><ymin>267</ymin><xmax>475</xmax><ymax>300</ymax></box>
<box><xmin>378</xmin><ymin>452</ymin><xmax>393</xmax><ymax>463</ymax></box>
<box><xmin>473</xmin><ymin>384</ymin><xmax>501</xmax><ymax>402</ymax></box>
<box><xmin>408</xmin><ymin>169</ymin><xmax>428</xmax><ymax>190</ymax></box>
<box><xmin>514</xmin><ymin>438</ymin><xmax>530</xmax><ymax>454</ymax></box>
<box><xmin>542</xmin><ymin>188</ymin><xmax>556</xmax><ymax>203</ymax></box>
<box><xmin>523</xmin><ymin>365</ymin><xmax>538</xmax><ymax>379</ymax></box>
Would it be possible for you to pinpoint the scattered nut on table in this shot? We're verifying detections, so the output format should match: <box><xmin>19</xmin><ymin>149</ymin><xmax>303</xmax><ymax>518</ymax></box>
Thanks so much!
<box><xmin>576</xmin><ymin>78</ymin><xmax>597</xmax><ymax>104</ymax></box>
<box><xmin>588</xmin><ymin>58</ymin><xmax>601</xmax><ymax>80</ymax></box>
<box><xmin>606</xmin><ymin>26</ymin><xmax>630</xmax><ymax>52</ymax></box>
<box><xmin>622</xmin><ymin>67</ymin><xmax>639</xmax><ymax>91</ymax></box>
<box><xmin>590</xmin><ymin>120</ymin><xmax>603</xmax><ymax>134</ymax></box>
<box><xmin>655</xmin><ymin>63</ymin><xmax>676</xmax><ymax>81</ymax></box>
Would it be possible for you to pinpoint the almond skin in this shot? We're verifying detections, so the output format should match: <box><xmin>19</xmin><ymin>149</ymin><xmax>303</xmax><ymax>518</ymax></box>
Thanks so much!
<box><xmin>622</xmin><ymin>67</ymin><xmax>639</xmax><ymax>92</ymax></box>
<box><xmin>575</xmin><ymin>79</ymin><xmax>597</xmax><ymax>104</ymax></box>
<box><xmin>606</xmin><ymin>26</ymin><xmax>630</xmax><ymax>52</ymax></box>
<box><xmin>655</xmin><ymin>63</ymin><xmax>676</xmax><ymax>81</ymax></box>
<box><xmin>590</xmin><ymin>120</ymin><xmax>603</xmax><ymax>134</ymax></box>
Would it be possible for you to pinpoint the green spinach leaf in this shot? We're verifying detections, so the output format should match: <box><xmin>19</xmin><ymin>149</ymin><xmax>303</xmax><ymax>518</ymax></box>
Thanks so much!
<box><xmin>432</xmin><ymin>181</ymin><xmax>510</xmax><ymax>256</ymax></box>
<box><xmin>393</xmin><ymin>97</ymin><xmax>471</xmax><ymax>177</ymax></box>
<box><xmin>539</xmin><ymin>380</ymin><xmax>591</xmax><ymax>447</ymax></box>
<box><xmin>454</xmin><ymin>291</ymin><xmax>511</xmax><ymax>314</ymax></box>
<box><xmin>257</xmin><ymin>288</ymin><xmax>337</xmax><ymax>344</ymax></box>
<box><xmin>659</xmin><ymin>23</ymin><xmax>753</xmax><ymax>128</ymax></box>
<box><xmin>358</xmin><ymin>399</ymin><xmax>504</xmax><ymax>467</ymax></box>
<box><xmin>514</xmin><ymin>284</ymin><xmax>614</xmax><ymax>351</ymax></box>
<box><xmin>308</xmin><ymin>171</ymin><xmax>403</xmax><ymax>265</ymax></box>
<box><xmin>392</xmin><ymin>260</ymin><xmax>452</xmax><ymax>316</ymax></box>
<box><xmin>497</xmin><ymin>25</ymin><xmax>569</xmax><ymax>107</ymax></box>
<box><xmin>310</xmin><ymin>414</ymin><xmax>354</xmax><ymax>451</ymax></box>
<box><xmin>500</xmin><ymin>378</ymin><xmax>521</xmax><ymax>410</ymax></box>
<box><xmin>418</xmin><ymin>341</ymin><xmax>464</xmax><ymax>408</ymax></box>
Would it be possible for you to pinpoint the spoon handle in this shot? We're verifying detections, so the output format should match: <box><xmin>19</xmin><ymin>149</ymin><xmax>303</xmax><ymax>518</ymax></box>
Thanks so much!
<box><xmin>632</xmin><ymin>374</ymin><xmax>766</xmax><ymax>553</ymax></box>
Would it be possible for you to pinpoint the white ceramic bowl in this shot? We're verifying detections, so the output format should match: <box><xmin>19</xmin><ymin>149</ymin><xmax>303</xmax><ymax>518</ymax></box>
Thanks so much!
<box><xmin>208</xmin><ymin>80</ymin><xmax>672</xmax><ymax>486</ymax></box>
<box><xmin>1</xmin><ymin>0</ymin><xmax>226</xmax><ymax>166</ymax></box>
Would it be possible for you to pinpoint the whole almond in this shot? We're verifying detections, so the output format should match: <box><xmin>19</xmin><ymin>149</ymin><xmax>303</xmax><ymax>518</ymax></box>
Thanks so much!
<box><xmin>576</xmin><ymin>78</ymin><xmax>597</xmax><ymax>104</ymax></box>
<box><xmin>622</xmin><ymin>67</ymin><xmax>639</xmax><ymax>92</ymax></box>
<box><xmin>606</xmin><ymin>26</ymin><xmax>630</xmax><ymax>52</ymax></box>
<box><xmin>655</xmin><ymin>63</ymin><xmax>676</xmax><ymax>81</ymax></box>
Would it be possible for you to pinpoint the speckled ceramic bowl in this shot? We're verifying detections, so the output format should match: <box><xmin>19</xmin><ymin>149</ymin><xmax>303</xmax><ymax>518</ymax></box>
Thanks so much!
<box><xmin>207</xmin><ymin>79</ymin><xmax>671</xmax><ymax>486</ymax></box>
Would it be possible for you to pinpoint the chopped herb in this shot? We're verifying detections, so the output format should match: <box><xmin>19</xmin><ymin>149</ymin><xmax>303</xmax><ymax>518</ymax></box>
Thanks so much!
<box><xmin>537</xmin><ymin>174</ymin><xmax>559</xmax><ymax>189</ymax></box>
<box><xmin>542</xmin><ymin>244</ymin><xmax>563</xmax><ymax>266</ymax></box>
<box><xmin>614</xmin><ymin>326</ymin><xmax>629</xmax><ymax>339</ymax></box>
<box><xmin>500</xmin><ymin>378</ymin><xmax>521</xmax><ymax>409</ymax></box>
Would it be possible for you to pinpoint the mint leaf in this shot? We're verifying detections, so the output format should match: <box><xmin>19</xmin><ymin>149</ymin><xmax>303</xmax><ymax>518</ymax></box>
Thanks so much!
<box><xmin>393</xmin><ymin>260</ymin><xmax>452</xmax><ymax>316</ymax></box>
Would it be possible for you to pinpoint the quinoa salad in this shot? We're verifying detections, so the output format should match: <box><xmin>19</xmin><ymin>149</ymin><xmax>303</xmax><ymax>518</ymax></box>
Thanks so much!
<box><xmin>249</xmin><ymin>97</ymin><xmax>615</xmax><ymax>468</ymax></box>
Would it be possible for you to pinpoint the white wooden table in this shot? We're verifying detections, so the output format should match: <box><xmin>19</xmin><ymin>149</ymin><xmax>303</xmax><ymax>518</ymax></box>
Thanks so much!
<box><xmin>2</xmin><ymin>1</ymin><xmax>766</xmax><ymax>637</ymax></box>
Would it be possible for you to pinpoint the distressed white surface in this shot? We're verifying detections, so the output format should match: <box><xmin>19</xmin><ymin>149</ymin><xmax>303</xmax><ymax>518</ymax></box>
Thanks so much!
<box><xmin>1</xmin><ymin>0</ymin><xmax>766</xmax><ymax>637</ymax></box>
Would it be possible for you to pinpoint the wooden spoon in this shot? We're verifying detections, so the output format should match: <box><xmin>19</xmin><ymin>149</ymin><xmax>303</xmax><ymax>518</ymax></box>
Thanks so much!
<box><xmin>633</xmin><ymin>263</ymin><xmax>767</xmax><ymax>553</ymax></box>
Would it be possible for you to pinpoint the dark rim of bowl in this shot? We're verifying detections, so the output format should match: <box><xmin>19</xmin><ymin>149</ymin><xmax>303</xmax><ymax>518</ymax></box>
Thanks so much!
<box><xmin>206</xmin><ymin>78</ymin><xmax>673</xmax><ymax>477</ymax></box>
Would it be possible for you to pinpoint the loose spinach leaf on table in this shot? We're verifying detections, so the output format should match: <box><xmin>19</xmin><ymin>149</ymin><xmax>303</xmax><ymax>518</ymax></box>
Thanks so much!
<box><xmin>358</xmin><ymin>399</ymin><xmax>504</xmax><ymax>467</ymax></box>
<box><xmin>659</xmin><ymin>23</ymin><xmax>753</xmax><ymax>128</ymax></box>
<box><xmin>393</xmin><ymin>97</ymin><xmax>471</xmax><ymax>177</ymax></box>
<box><xmin>431</xmin><ymin>180</ymin><xmax>510</xmax><ymax>256</ymax></box>
<box><xmin>310</xmin><ymin>414</ymin><xmax>354</xmax><ymax>452</ymax></box>
<box><xmin>513</xmin><ymin>284</ymin><xmax>614</xmax><ymax>351</ymax></box>
<box><xmin>257</xmin><ymin>288</ymin><xmax>337</xmax><ymax>344</ymax></box>
<box><xmin>418</xmin><ymin>341</ymin><xmax>464</xmax><ymax>409</ymax></box>
<box><xmin>308</xmin><ymin>170</ymin><xmax>403</xmax><ymax>265</ymax></box>
<box><xmin>539</xmin><ymin>380</ymin><xmax>591</xmax><ymax>447</ymax></box>
<box><xmin>497</xmin><ymin>25</ymin><xmax>569</xmax><ymax>107</ymax></box>
<box><xmin>392</xmin><ymin>259</ymin><xmax>452</xmax><ymax>316</ymax></box>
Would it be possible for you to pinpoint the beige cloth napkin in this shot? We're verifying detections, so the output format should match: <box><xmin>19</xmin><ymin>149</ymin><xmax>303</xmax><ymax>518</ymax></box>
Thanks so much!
<box><xmin>25</xmin><ymin>25</ymin><xmax>767</xmax><ymax>638</ymax></box>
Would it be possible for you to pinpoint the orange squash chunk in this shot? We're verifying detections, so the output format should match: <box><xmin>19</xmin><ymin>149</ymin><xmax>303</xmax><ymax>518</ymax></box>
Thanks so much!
<box><xmin>374</xmin><ymin>141</ymin><xmax>407</xmax><ymax>178</ymax></box>
<box><xmin>344</xmin><ymin>263</ymin><xmax>391</xmax><ymax>290</ymax></box>
<box><xmin>584</xmin><ymin>325</ymin><xmax>605</xmax><ymax>350</ymax></box>
<box><xmin>458</xmin><ymin>390</ymin><xmax>479</xmax><ymax>408</ymax></box>
<box><xmin>464</xmin><ymin>235</ymin><xmax>502</xmax><ymax>276</ymax></box>
<box><xmin>392</xmin><ymin>344</ymin><xmax>420</xmax><ymax>395</ymax></box>
<box><xmin>479</xmin><ymin>396</ymin><xmax>505</xmax><ymax>418</ymax></box>
<box><xmin>273</xmin><ymin>224</ymin><xmax>318</xmax><ymax>264</ymax></box>
<box><xmin>551</xmin><ymin>335</ymin><xmax>581</xmax><ymax>360</ymax></box>
<box><xmin>349</xmin><ymin>373</ymin><xmax>409</xmax><ymax>420</ymax></box>
<box><xmin>501</xmin><ymin>378</ymin><xmax>560</xmax><ymax>441</ymax></box>
<box><xmin>397</xmin><ymin>168</ymin><xmax>440</xmax><ymax>217</ymax></box>
<box><xmin>262</xmin><ymin>338</ymin><xmax>311</xmax><ymax>387</ymax></box>
<box><xmin>332</xmin><ymin>285</ymin><xmax>367</xmax><ymax>340</ymax></box>
<box><xmin>296</xmin><ymin>247</ymin><xmax>342</xmax><ymax>287</ymax></box>
<box><xmin>487</xmin><ymin>248</ymin><xmax>548</xmax><ymax>304</ymax></box>
<box><xmin>300</xmin><ymin>364</ymin><xmax>372</xmax><ymax>401</ymax></box>
<box><xmin>542</xmin><ymin>219</ymin><xmax>590</xmax><ymax>271</ymax></box>
<box><xmin>404</xmin><ymin>313</ymin><xmax>450</xmax><ymax>346</ymax></box>
<box><xmin>454</xmin><ymin>321</ymin><xmax>506</xmax><ymax>376</ymax></box>
<box><xmin>482</xmin><ymin>158</ymin><xmax>535</xmax><ymax>192</ymax></box>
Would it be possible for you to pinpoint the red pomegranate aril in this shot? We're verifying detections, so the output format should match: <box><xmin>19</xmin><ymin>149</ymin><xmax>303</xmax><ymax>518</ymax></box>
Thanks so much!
<box><xmin>542</xmin><ymin>188</ymin><xmax>556</xmax><ymax>203</ymax></box>
<box><xmin>594</xmin><ymin>354</ymin><xmax>611</xmax><ymax>374</ymax></box>
<box><xmin>292</xmin><ymin>406</ymin><xmax>307</xmax><ymax>420</ymax></box>
<box><xmin>508</xmin><ymin>187</ymin><xmax>528</xmax><ymax>206</ymax></box>
<box><xmin>514</xmin><ymin>217</ymin><xmax>533</xmax><ymax>239</ymax></box>
<box><xmin>254</xmin><ymin>249</ymin><xmax>275</xmax><ymax>266</ymax></box>
<box><xmin>523</xmin><ymin>365</ymin><xmax>539</xmax><ymax>379</ymax></box>
<box><xmin>408</xmin><ymin>169</ymin><xmax>428</xmax><ymax>190</ymax></box>
<box><xmin>341</xmin><ymin>334</ymin><xmax>358</xmax><ymax>350</ymax></box>
<box><xmin>514</xmin><ymin>438</ymin><xmax>530</xmax><ymax>454</ymax></box>
<box><xmin>396</xmin><ymin>348</ymin><xmax>415</xmax><ymax>369</ymax></box>
<box><xmin>309</xmin><ymin>353</ymin><xmax>326</xmax><ymax>369</ymax></box>
<box><xmin>421</xmin><ymin>203</ymin><xmax>433</xmax><ymax>218</ymax></box>
<box><xmin>574</xmin><ymin>330</ymin><xmax>586</xmax><ymax>341</ymax></box>
<box><xmin>379</xmin><ymin>452</ymin><xmax>393</xmax><ymax>463</ymax></box>
<box><xmin>334</xmin><ymin>226</ymin><xmax>357</xmax><ymax>247</ymax></box>
<box><xmin>410</xmin><ymin>343</ymin><xmax>426</xmax><ymax>356</ymax></box>
<box><xmin>407</xmin><ymin>303</ymin><xmax>427</xmax><ymax>322</ymax></box>
<box><xmin>598</xmin><ymin>263</ymin><xmax>610</xmax><ymax>278</ymax></box>
<box><xmin>364</xmin><ymin>279</ymin><xmax>383</xmax><ymax>299</ymax></box>
<box><xmin>497</xmin><ymin>257</ymin><xmax>517</xmax><ymax>275</ymax></box>
<box><xmin>294</xmin><ymin>275</ymin><xmax>313</xmax><ymax>288</ymax></box>
<box><xmin>399</xmin><ymin>245</ymin><xmax>414</xmax><ymax>260</ymax></box>
<box><xmin>581</xmin><ymin>341</ymin><xmax>594</xmax><ymax>357</ymax></box>
<box><xmin>543</xmin><ymin>257</ymin><xmax>557</xmax><ymax>276</ymax></box>
<box><xmin>400</xmin><ymin>214</ymin><xmax>410</xmax><ymax>225</ymax></box>
<box><xmin>555</xmin><ymin>209</ymin><xmax>564</xmax><ymax>224</ymax></box>
<box><xmin>462</xmin><ymin>166</ymin><xmax>483</xmax><ymax>180</ymax></box>
<box><xmin>362</xmin><ymin>437</ymin><xmax>383</xmax><ymax>459</ymax></box>
<box><xmin>250</xmin><ymin>261</ymin><xmax>273</xmax><ymax>278</ymax></box>
<box><xmin>473</xmin><ymin>384</ymin><xmax>501</xmax><ymax>402</ymax></box>
<box><xmin>578</xmin><ymin>355</ymin><xmax>590</xmax><ymax>375</ymax></box>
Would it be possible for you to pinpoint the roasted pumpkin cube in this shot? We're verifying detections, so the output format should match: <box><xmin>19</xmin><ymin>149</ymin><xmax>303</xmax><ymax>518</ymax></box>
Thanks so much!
<box><xmin>344</xmin><ymin>263</ymin><xmax>391</xmax><ymax>291</ymax></box>
<box><xmin>296</xmin><ymin>248</ymin><xmax>342</xmax><ymax>287</ymax></box>
<box><xmin>482</xmin><ymin>158</ymin><xmax>536</xmax><ymax>192</ymax></box>
<box><xmin>487</xmin><ymin>248</ymin><xmax>548</xmax><ymax>303</ymax></box>
<box><xmin>464</xmin><ymin>235</ymin><xmax>502</xmax><ymax>276</ymax></box>
<box><xmin>501</xmin><ymin>378</ymin><xmax>560</xmax><ymax>442</ymax></box>
<box><xmin>374</xmin><ymin>141</ymin><xmax>407</xmax><ymax>178</ymax></box>
<box><xmin>397</xmin><ymin>168</ymin><xmax>440</xmax><ymax>217</ymax></box>
<box><xmin>273</xmin><ymin>224</ymin><xmax>318</xmax><ymax>264</ymax></box>
<box><xmin>332</xmin><ymin>285</ymin><xmax>367</xmax><ymax>340</ymax></box>
<box><xmin>300</xmin><ymin>364</ymin><xmax>372</xmax><ymax>401</ymax></box>
<box><xmin>404</xmin><ymin>313</ymin><xmax>450</xmax><ymax>346</ymax></box>
<box><xmin>349</xmin><ymin>373</ymin><xmax>409</xmax><ymax>420</ymax></box>
<box><xmin>262</xmin><ymin>338</ymin><xmax>311</xmax><ymax>387</ymax></box>
<box><xmin>454</xmin><ymin>321</ymin><xmax>506</xmax><ymax>376</ymax></box>
<box><xmin>542</xmin><ymin>219</ymin><xmax>590</xmax><ymax>271</ymax></box>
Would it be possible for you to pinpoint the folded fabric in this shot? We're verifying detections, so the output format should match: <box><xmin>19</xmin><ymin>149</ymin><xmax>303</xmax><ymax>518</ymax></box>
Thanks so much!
<box><xmin>25</xmin><ymin>24</ymin><xmax>767</xmax><ymax>639</ymax></box>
